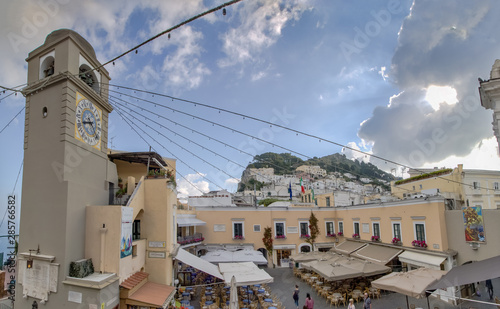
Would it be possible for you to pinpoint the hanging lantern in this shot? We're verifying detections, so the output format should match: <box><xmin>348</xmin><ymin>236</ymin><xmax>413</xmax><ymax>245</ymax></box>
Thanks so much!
<box><xmin>223</xmin><ymin>8</ymin><xmax>226</xmax><ymax>15</ymax></box>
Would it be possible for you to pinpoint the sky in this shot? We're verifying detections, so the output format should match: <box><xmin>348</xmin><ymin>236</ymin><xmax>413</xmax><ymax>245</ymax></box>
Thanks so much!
<box><xmin>1</xmin><ymin>0</ymin><xmax>500</xmax><ymax>205</ymax></box>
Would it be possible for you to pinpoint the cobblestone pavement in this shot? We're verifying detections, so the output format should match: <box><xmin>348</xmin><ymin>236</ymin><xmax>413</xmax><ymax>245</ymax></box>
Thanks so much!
<box><xmin>265</xmin><ymin>267</ymin><xmax>500</xmax><ymax>309</ymax></box>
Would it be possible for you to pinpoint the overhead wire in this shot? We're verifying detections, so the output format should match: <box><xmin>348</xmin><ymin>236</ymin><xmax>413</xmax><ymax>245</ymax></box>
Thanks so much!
<box><xmin>112</xmin><ymin>103</ymin><xmax>230</xmax><ymax>196</ymax></box>
<box><xmin>109</xmin><ymin>90</ymin><xmax>418</xmax><ymax>194</ymax></box>
<box><xmin>110</xmin><ymin>98</ymin><xmax>239</xmax><ymax>185</ymax></box>
<box><xmin>0</xmin><ymin>107</ymin><xmax>25</xmax><ymax>136</ymax></box>
<box><xmin>107</xmin><ymin>84</ymin><xmax>489</xmax><ymax>193</ymax></box>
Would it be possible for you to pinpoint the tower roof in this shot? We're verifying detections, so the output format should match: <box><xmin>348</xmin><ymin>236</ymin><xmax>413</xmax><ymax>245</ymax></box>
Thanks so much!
<box><xmin>44</xmin><ymin>29</ymin><xmax>97</xmax><ymax>60</ymax></box>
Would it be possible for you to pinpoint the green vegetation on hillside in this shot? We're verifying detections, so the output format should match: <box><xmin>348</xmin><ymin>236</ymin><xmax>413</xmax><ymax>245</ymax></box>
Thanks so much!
<box><xmin>238</xmin><ymin>152</ymin><xmax>395</xmax><ymax>192</ymax></box>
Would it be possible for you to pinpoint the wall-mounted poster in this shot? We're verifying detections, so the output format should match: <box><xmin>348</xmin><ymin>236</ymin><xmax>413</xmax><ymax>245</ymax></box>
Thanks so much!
<box><xmin>462</xmin><ymin>205</ymin><xmax>485</xmax><ymax>242</ymax></box>
<box><xmin>121</xmin><ymin>207</ymin><xmax>134</xmax><ymax>258</ymax></box>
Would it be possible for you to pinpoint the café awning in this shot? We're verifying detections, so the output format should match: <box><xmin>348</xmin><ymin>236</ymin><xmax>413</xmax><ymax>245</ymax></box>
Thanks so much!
<box><xmin>333</xmin><ymin>240</ymin><xmax>367</xmax><ymax>255</ymax></box>
<box><xmin>177</xmin><ymin>214</ymin><xmax>206</xmax><ymax>227</ymax></box>
<box><xmin>351</xmin><ymin>244</ymin><xmax>403</xmax><ymax>265</ymax></box>
<box><xmin>428</xmin><ymin>255</ymin><xmax>500</xmax><ymax>290</ymax></box>
<box><xmin>219</xmin><ymin>262</ymin><xmax>273</xmax><ymax>286</ymax></box>
<box><xmin>398</xmin><ymin>250</ymin><xmax>446</xmax><ymax>269</ymax></box>
<box><xmin>175</xmin><ymin>248</ymin><xmax>223</xmax><ymax>279</ymax></box>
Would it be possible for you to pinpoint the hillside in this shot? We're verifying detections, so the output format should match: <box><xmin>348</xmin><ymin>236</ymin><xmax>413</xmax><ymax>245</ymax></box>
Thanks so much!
<box><xmin>242</xmin><ymin>152</ymin><xmax>395</xmax><ymax>185</ymax></box>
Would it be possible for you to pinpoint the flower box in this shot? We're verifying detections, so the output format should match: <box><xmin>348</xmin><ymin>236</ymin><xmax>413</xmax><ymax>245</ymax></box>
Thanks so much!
<box><xmin>337</xmin><ymin>232</ymin><xmax>343</xmax><ymax>237</ymax></box>
<box><xmin>412</xmin><ymin>240</ymin><xmax>427</xmax><ymax>248</ymax></box>
<box><xmin>391</xmin><ymin>237</ymin><xmax>401</xmax><ymax>245</ymax></box>
<box><xmin>233</xmin><ymin>235</ymin><xmax>245</xmax><ymax>240</ymax></box>
<box><xmin>371</xmin><ymin>235</ymin><xmax>380</xmax><ymax>242</ymax></box>
<box><xmin>352</xmin><ymin>233</ymin><xmax>360</xmax><ymax>239</ymax></box>
<box><xmin>300</xmin><ymin>234</ymin><xmax>311</xmax><ymax>239</ymax></box>
<box><xmin>275</xmin><ymin>235</ymin><xmax>286</xmax><ymax>239</ymax></box>
<box><xmin>326</xmin><ymin>233</ymin><xmax>337</xmax><ymax>238</ymax></box>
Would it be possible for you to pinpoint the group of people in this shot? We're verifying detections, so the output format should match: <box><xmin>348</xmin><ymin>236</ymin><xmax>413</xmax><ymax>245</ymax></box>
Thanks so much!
<box><xmin>293</xmin><ymin>285</ymin><xmax>372</xmax><ymax>309</ymax></box>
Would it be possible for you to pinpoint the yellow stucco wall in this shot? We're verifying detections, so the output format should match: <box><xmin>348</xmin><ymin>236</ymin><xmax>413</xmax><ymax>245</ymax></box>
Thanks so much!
<box><xmin>195</xmin><ymin>198</ymin><xmax>449</xmax><ymax>258</ymax></box>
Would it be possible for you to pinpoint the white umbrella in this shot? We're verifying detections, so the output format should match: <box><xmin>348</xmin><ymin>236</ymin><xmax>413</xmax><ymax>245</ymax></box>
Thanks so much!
<box><xmin>229</xmin><ymin>275</ymin><xmax>239</xmax><ymax>309</ymax></box>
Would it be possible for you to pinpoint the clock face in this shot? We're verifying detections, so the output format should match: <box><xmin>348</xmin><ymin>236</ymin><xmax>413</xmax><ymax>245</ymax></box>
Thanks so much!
<box><xmin>75</xmin><ymin>93</ymin><xmax>102</xmax><ymax>150</ymax></box>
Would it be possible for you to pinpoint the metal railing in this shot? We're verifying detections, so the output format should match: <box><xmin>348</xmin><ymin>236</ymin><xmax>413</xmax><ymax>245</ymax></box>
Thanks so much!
<box><xmin>177</xmin><ymin>233</ymin><xmax>204</xmax><ymax>246</ymax></box>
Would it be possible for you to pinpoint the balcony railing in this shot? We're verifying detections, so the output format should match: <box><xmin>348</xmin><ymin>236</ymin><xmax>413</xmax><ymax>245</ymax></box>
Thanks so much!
<box><xmin>177</xmin><ymin>233</ymin><xmax>204</xmax><ymax>246</ymax></box>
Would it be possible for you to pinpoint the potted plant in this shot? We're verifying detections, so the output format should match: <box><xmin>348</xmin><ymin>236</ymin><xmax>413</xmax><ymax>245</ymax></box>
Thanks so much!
<box><xmin>371</xmin><ymin>235</ymin><xmax>380</xmax><ymax>242</ymax></box>
<box><xmin>300</xmin><ymin>234</ymin><xmax>311</xmax><ymax>239</ymax></box>
<box><xmin>326</xmin><ymin>233</ymin><xmax>336</xmax><ymax>238</ymax></box>
<box><xmin>412</xmin><ymin>240</ymin><xmax>428</xmax><ymax>248</ymax></box>
<box><xmin>233</xmin><ymin>235</ymin><xmax>244</xmax><ymax>240</ymax></box>
<box><xmin>275</xmin><ymin>235</ymin><xmax>286</xmax><ymax>239</ymax></box>
<box><xmin>352</xmin><ymin>233</ymin><xmax>360</xmax><ymax>239</ymax></box>
<box><xmin>391</xmin><ymin>237</ymin><xmax>401</xmax><ymax>245</ymax></box>
<box><xmin>337</xmin><ymin>232</ymin><xmax>343</xmax><ymax>237</ymax></box>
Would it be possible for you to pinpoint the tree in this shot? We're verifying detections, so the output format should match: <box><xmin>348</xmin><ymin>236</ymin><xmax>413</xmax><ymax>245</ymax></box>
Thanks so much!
<box><xmin>306</xmin><ymin>212</ymin><xmax>319</xmax><ymax>246</ymax></box>
<box><xmin>262</xmin><ymin>227</ymin><xmax>273</xmax><ymax>262</ymax></box>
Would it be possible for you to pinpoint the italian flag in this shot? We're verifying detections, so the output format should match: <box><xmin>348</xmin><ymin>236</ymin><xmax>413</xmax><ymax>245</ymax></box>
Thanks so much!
<box><xmin>300</xmin><ymin>177</ymin><xmax>305</xmax><ymax>194</ymax></box>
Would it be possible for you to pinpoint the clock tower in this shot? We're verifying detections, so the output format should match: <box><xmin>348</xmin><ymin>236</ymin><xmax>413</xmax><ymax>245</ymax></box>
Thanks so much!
<box><xmin>17</xmin><ymin>29</ymin><xmax>119</xmax><ymax>307</ymax></box>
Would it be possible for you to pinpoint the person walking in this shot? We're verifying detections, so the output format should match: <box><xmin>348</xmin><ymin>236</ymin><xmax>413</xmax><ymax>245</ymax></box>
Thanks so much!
<box><xmin>304</xmin><ymin>293</ymin><xmax>314</xmax><ymax>309</ymax></box>
<box><xmin>486</xmin><ymin>279</ymin><xmax>494</xmax><ymax>300</ymax></box>
<box><xmin>363</xmin><ymin>292</ymin><xmax>372</xmax><ymax>309</ymax></box>
<box><xmin>348</xmin><ymin>298</ymin><xmax>356</xmax><ymax>309</ymax></box>
<box><xmin>292</xmin><ymin>285</ymin><xmax>300</xmax><ymax>309</ymax></box>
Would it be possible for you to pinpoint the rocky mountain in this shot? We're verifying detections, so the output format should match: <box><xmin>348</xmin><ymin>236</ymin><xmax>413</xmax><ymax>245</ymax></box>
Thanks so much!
<box><xmin>239</xmin><ymin>152</ymin><xmax>396</xmax><ymax>191</ymax></box>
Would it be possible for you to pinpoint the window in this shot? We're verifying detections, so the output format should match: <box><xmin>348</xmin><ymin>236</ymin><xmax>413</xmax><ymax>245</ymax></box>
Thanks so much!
<box><xmin>372</xmin><ymin>222</ymin><xmax>380</xmax><ymax>237</ymax></box>
<box><xmin>473</xmin><ymin>181</ymin><xmax>480</xmax><ymax>189</ymax></box>
<box><xmin>133</xmin><ymin>220</ymin><xmax>141</xmax><ymax>240</ymax></box>
<box><xmin>353</xmin><ymin>222</ymin><xmax>360</xmax><ymax>235</ymax></box>
<box><xmin>326</xmin><ymin>222</ymin><xmax>334</xmax><ymax>235</ymax></box>
<box><xmin>299</xmin><ymin>222</ymin><xmax>310</xmax><ymax>237</ymax></box>
<box><xmin>326</xmin><ymin>197</ymin><xmax>331</xmax><ymax>207</ymax></box>
<box><xmin>414</xmin><ymin>223</ymin><xmax>426</xmax><ymax>241</ymax></box>
<box><xmin>419</xmin><ymin>184</ymin><xmax>423</xmax><ymax>189</ymax></box>
<box><xmin>392</xmin><ymin>222</ymin><xmax>401</xmax><ymax>240</ymax></box>
<box><xmin>494</xmin><ymin>182</ymin><xmax>499</xmax><ymax>190</ymax></box>
<box><xmin>412</xmin><ymin>186</ymin><xmax>415</xmax><ymax>191</ymax></box>
<box><xmin>338</xmin><ymin>221</ymin><xmax>344</xmax><ymax>234</ymax></box>
<box><xmin>275</xmin><ymin>222</ymin><xmax>285</xmax><ymax>237</ymax></box>
<box><xmin>253</xmin><ymin>224</ymin><xmax>261</xmax><ymax>232</ymax></box>
<box><xmin>233</xmin><ymin>222</ymin><xmax>244</xmax><ymax>238</ymax></box>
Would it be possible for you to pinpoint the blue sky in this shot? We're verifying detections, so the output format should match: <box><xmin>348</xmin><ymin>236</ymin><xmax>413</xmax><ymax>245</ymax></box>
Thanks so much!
<box><xmin>1</xmin><ymin>0</ymin><xmax>500</xmax><ymax>204</ymax></box>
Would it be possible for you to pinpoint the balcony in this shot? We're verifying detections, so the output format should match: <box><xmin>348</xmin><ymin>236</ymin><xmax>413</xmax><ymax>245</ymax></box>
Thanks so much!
<box><xmin>177</xmin><ymin>233</ymin><xmax>204</xmax><ymax>247</ymax></box>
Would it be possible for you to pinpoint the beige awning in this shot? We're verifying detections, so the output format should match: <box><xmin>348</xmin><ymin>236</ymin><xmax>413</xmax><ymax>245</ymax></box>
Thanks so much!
<box><xmin>351</xmin><ymin>244</ymin><xmax>403</xmax><ymax>265</ymax></box>
<box><xmin>127</xmin><ymin>282</ymin><xmax>176</xmax><ymax>308</ymax></box>
<box><xmin>398</xmin><ymin>250</ymin><xmax>447</xmax><ymax>269</ymax></box>
<box><xmin>333</xmin><ymin>240</ymin><xmax>367</xmax><ymax>254</ymax></box>
<box><xmin>177</xmin><ymin>214</ymin><xmax>206</xmax><ymax>227</ymax></box>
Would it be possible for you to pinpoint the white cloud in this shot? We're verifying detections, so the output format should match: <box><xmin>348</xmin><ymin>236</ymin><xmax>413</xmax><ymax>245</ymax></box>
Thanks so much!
<box><xmin>160</xmin><ymin>26</ymin><xmax>211</xmax><ymax>91</ymax></box>
<box><xmin>218</xmin><ymin>0</ymin><xmax>309</xmax><ymax>67</ymax></box>
<box><xmin>176</xmin><ymin>173</ymin><xmax>210</xmax><ymax>203</ymax></box>
<box><xmin>424</xmin><ymin>85</ymin><xmax>457</xmax><ymax>111</ymax></box>
<box><xmin>378</xmin><ymin>66</ymin><xmax>388</xmax><ymax>81</ymax></box>
<box><xmin>251</xmin><ymin>71</ymin><xmax>267</xmax><ymax>81</ymax></box>
<box><xmin>342</xmin><ymin>141</ymin><xmax>371</xmax><ymax>163</ymax></box>
<box><xmin>421</xmin><ymin>137</ymin><xmax>500</xmax><ymax>170</ymax></box>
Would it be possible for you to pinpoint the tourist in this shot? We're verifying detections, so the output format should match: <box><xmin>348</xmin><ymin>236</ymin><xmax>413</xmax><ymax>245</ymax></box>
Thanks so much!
<box><xmin>363</xmin><ymin>292</ymin><xmax>371</xmax><ymax>309</ymax></box>
<box><xmin>486</xmin><ymin>279</ymin><xmax>494</xmax><ymax>300</ymax></box>
<box><xmin>348</xmin><ymin>298</ymin><xmax>355</xmax><ymax>309</ymax></box>
<box><xmin>304</xmin><ymin>293</ymin><xmax>314</xmax><ymax>309</ymax></box>
<box><xmin>293</xmin><ymin>285</ymin><xmax>300</xmax><ymax>309</ymax></box>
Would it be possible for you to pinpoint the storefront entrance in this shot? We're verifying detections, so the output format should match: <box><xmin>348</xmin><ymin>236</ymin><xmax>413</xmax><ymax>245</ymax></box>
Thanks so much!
<box><xmin>276</xmin><ymin>249</ymin><xmax>291</xmax><ymax>267</ymax></box>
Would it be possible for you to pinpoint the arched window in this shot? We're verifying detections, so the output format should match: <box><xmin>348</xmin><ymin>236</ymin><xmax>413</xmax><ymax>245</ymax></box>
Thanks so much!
<box><xmin>40</xmin><ymin>56</ymin><xmax>55</xmax><ymax>78</ymax></box>
<box><xmin>79</xmin><ymin>64</ymin><xmax>100</xmax><ymax>93</ymax></box>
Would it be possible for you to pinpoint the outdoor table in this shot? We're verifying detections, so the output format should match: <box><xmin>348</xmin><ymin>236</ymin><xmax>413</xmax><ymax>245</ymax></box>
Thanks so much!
<box><xmin>242</xmin><ymin>299</ymin><xmax>250</xmax><ymax>304</ymax></box>
<box><xmin>205</xmin><ymin>291</ymin><xmax>213</xmax><ymax>295</ymax></box>
<box><xmin>253</xmin><ymin>284</ymin><xmax>261</xmax><ymax>288</ymax></box>
<box><xmin>333</xmin><ymin>293</ymin><xmax>342</xmax><ymax>298</ymax></box>
<box><xmin>323</xmin><ymin>286</ymin><xmax>331</xmax><ymax>290</ymax></box>
<box><xmin>226</xmin><ymin>290</ymin><xmax>231</xmax><ymax>294</ymax></box>
<box><xmin>206</xmin><ymin>286</ymin><xmax>213</xmax><ymax>290</ymax></box>
<box><xmin>185</xmin><ymin>287</ymin><xmax>193</xmax><ymax>291</ymax></box>
<box><xmin>205</xmin><ymin>301</ymin><xmax>213</xmax><ymax>305</ymax></box>
<box><xmin>180</xmin><ymin>300</ymin><xmax>190</xmax><ymax>306</ymax></box>
<box><xmin>268</xmin><ymin>307</ymin><xmax>277</xmax><ymax>309</ymax></box>
<box><xmin>242</xmin><ymin>285</ymin><xmax>248</xmax><ymax>289</ymax></box>
<box><xmin>264</xmin><ymin>298</ymin><xmax>273</xmax><ymax>302</ymax></box>
<box><xmin>185</xmin><ymin>306</ymin><xmax>194</xmax><ymax>309</ymax></box>
<box><xmin>257</xmin><ymin>289</ymin><xmax>265</xmax><ymax>293</ymax></box>
<box><xmin>248</xmin><ymin>290</ymin><xmax>253</xmax><ymax>294</ymax></box>
<box><xmin>316</xmin><ymin>281</ymin><xmax>323</xmax><ymax>285</ymax></box>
